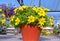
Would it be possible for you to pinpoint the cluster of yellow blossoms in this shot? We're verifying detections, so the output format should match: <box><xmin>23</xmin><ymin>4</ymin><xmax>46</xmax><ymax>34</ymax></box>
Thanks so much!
<box><xmin>10</xmin><ymin>6</ymin><xmax>52</xmax><ymax>29</ymax></box>
<box><xmin>14</xmin><ymin>6</ymin><xmax>28</xmax><ymax>14</ymax></box>
<box><xmin>50</xmin><ymin>17</ymin><xmax>53</xmax><ymax>25</ymax></box>
<box><xmin>32</xmin><ymin>7</ymin><xmax>46</xmax><ymax>16</ymax></box>
<box><xmin>42</xmin><ymin>30</ymin><xmax>51</xmax><ymax>35</ymax></box>
<box><xmin>0</xmin><ymin>14</ymin><xmax>6</xmax><ymax>25</ymax></box>
<box><xmin>10</xmin><ymin>16</ymin><xmax>15</xmax><ymax>22</ymax></box>
<box><xmin>14</xmin><ymin>8</ymin><xmax>18</xmax><ymax>14</ymax></box>
<box><xmin>15</xmin><ymin>18</ymin><xmax>20</xmax><ymax>25</ymax></box>
<box><xmin>45</xmin><ymin>30</ymin><xmax>51</xmax><ymax>35</ymax></box>
<box><xmin>10</xmin><ymin>16</ymin><xmax>20</xmax><ymax>25</ymax></box>
<box><xmin>0</xmin><ymin>9</ymin><xmax>6</xmax><ymax>25</ymax></box>
<box><xmin>1</xmin><ymin>19</ymin><xmax>6</xmax><ymax>24</ymax></box>
<box><xmin>32</xmin><ymin>7</ymin><xmax>47</xmax><ymax>29</ymax></box>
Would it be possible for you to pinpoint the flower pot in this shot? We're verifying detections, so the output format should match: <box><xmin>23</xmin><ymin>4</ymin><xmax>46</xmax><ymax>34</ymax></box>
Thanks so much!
<box><xmin>20</xmin><ymin>24</ymin><xmax>41</xmax><ymax>41</ymax></box>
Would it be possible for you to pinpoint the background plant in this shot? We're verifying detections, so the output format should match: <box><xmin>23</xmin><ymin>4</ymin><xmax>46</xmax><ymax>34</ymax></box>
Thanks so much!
<box><xmin>0</xmin><ymin>13</ymin><xmax>6</xmax><ymax>28</ymax></box>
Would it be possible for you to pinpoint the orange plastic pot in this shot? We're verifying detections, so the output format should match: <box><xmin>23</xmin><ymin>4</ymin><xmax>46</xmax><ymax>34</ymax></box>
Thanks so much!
<box><xmin>20</xmin><ymin>24</ymin><xmax>41</xmax><ymax>41</ymax></box>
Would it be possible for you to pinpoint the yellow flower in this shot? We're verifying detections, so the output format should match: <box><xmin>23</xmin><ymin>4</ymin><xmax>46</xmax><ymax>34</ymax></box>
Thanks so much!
<box><xmin>21</xmin><ymin>6</ymin><xmax>28</xmax><ymax>9</ymax></box>
<box><xmin>15</xmin><ymin>18</ymin><xmax>20</xmax><ymax>25</ymax></box>
<box><xmin>19</xmin><ymin>6</ymin><xmax>28</xmax><ymax>11</ymax></box>
<box><xmin>32</xmin><ymin>7</ymin><xmax>36</xmax><ymax>11</ymax></box>
<box><xmin>32</xmin><ymin>7</ymin><xmax>38</xmax><ymax>12</ymax></box>
<box><xmin>0</xmin><ymin>9</ymin><xmax>2</xmax><ymax>11</ymax></box>
<box><xmin>38</xmin><ymin>10</ymin><xmax>46</xmax><ymax>16</ymax></box>
<box><xmin>10</xmin><ymin>16</ymin><xmax>15</xmax><ymax>22</ymax></box>
<box><xmin>50</xmin><ymin>17</ymin><xmax>53</xmax><ymax>25</ymax></box>
<box><xmin>38</xmin><ymin>25</ymin><xmax>43</xmax><ymax>29</ymax></box>
<box><xmin>45</xmin><ymin>30</ymin><xmax>50</xmax><ymax>35</ymax></box>
<box><xmin>28</xmin><ymin>15</ymin><xmax>35</xmax><ymax>23</ymax></box>
<box><xmin>38</xmin><ymin>7</ymin><xmax>43</xmax><ymax>11</ymax></box>
<box><xmin>2</xmin><ymin>14</ymin><xmax>5</xmax><ymax>17</ymax></box>
<box><xmin>1</xmin><ymin>19</ymin><xmax>6</xmax><ymax>24</ymax></box>
<box><xmin>14</xmin><ymin>8</ymin><xmax>18</xmax><ymax>14</ymax></box>
<box><xmin>44</xmin><ymin>8</ymin><xmax>50</xmax><ymax>11</ymax></box>
<box><xmin>38</xmin><ymin>17</ymin><xmax>46</xmax><ymax>25</ymax></box>
<box><xmin>19</xmin><ymin>7</ymin><xmax>23</xmax><ymax>11</ymax></box>
<box><xmin>40</xmin><ymin>6</ymin><xmax>50</xmax><ymax>11</ymax></box>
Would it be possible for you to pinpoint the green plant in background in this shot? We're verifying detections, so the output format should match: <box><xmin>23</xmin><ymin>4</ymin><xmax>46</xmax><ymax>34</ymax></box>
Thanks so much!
<box><xmin>53</xmin><ymin>23</ymin><xmax>60</xmax><ymax>34</ymax></box>
<box><xmin>0</xmin><ymin>13</ymin><xmax>6</xmax><ymax>28</ymax></box>
<box><xmin>10</xmin><ymin>6</ymin><xmax>52</xmax><ymax>29</ymax></box>
<box><xmin>41</xmin><ymin>30</ymin><xmax>51</xmax><ymax>35</ymax></box>
<box><xmin>53</xmin><ymin>28</ymin><xmax>60</xmax><ymax>34</ymax></box>
<box><xmin>0</xmin><ymin>9</ymin><xmax>2</xmax><ymax>12</ymax></box>
<box><xmin>0</xmin><ymin>13</ymin><xmax>12</xmax><ymax>28</ymax></box>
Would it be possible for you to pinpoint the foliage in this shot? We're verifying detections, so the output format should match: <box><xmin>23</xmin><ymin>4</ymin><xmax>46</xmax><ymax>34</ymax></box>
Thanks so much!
<box><xmin>10</xmin><ymin>6</ymin><xmax>53</xmax><ymax>29</ymax></box>
<box><xmin>53</xmin><ymin>28</ymin><xmax>60</xmax><ymax>34</ymax></box>
<box><xmin>41</xmin><ymin>30</ymin><xmax>51</xmax><ymax>35</ymax></box>
<box><xmin>0</xmin><ymin>13</ymin><xmax>12</xmax><ymax>28</ymax></box>
<box><xmin>0</xmin><ymin>13</ymin><xmax>6</xmax><ymax>28</ymax></box>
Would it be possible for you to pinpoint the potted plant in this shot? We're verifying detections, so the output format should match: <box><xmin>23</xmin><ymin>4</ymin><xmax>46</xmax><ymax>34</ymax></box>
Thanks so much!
<box><xmin>10</xmin><ymin>6</ymin><xmax>51</xmax><ymax>41</ymax></box>
<box><xmin>53</xmin><ymin>28</ymin><xmax>60</xmax><ymax>36</ymax></box>
<box><xmin>0</xmin><ymin>13</ymin><xmax>7</xmax><ymax>34</ymax></box>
